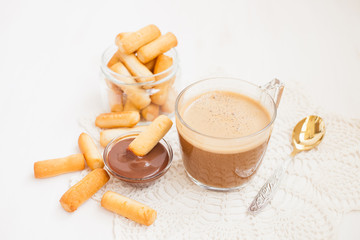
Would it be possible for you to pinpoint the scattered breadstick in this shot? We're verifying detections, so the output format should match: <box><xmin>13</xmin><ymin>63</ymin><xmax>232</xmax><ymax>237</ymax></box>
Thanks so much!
<box><xmin>110</xmin><ymin>62</ymin><xmax>151</xmax><ymax>109</ymax></box>
<box><xmin>108</xmin><ymin>89</ymin><xmax>124</xmax><ymax>112</ymax></box>
<box><xmin>144</xmin><ymin>58</ymin><xmax>157</xmax><ymax>72</ymax></box>
<box><xmin>101</xmin><ymin>191</ymin><xmax>157</xmax><ymax>226</ymax></box>
<box><xmin>116</xmin><ymin>51</ymin><xmax>155</xmax><ymax>84</ymax></box>
<box><xmin>141</xmin><ymin>103</ymin><xmax>160</xmax><ymax>121</ymax></box>
<box><xmin>137</xmin><ymin>32</ymin><xmax>178</xmax><ymax>64</ymax></box>
<box><xmin>123</xmin><ymin>99</ymin><xmax>139</xmax><ymax>112</ymax></box>
<box><xmin>151</xmin><ymin>54</ymin><xmax>174</xmax><ymax>105</ymax></box>
<box><xmin>78</xmin><ymin>133</ymin><xmax>104</xmax><ymax>170</ymax></box>
<box><xmin>100</xmin><ymin>126</ymin><xmax>148</xmax><ymax>147</ymax></box>
<box><xmin>60</xmin><ymin>168</ymin><xmax>110</xmax><ymax>212</ymax></box>
<box><xmin>95</xmin><ymin>111</ymin><xmax>140</xmax><ymax>128</ymax></box>
<box><xmin>116</xmin><ymin>25</ymin><xmax>161</xmax><ymax>54</ymax></box>
<box><xmin>34</xmin><ymin>154</ymin><xmax>85</xmax><ymax>179</ymax></box>
<box><xmin>160</xmin><ymin>87</ymin><xmax>177</xmax><ymax>113</ymax></box>
<box><xmin>128</xmin><ymin>115</ymin><xmax>172</xmax><ymax>156</ymax></box>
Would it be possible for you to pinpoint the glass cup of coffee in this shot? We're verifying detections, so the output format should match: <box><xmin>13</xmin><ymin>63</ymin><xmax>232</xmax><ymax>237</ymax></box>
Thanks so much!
<box><xmin>175</xmin><ymin>77</ymin><xmax>284</xmax><ymax>191</ymax></box>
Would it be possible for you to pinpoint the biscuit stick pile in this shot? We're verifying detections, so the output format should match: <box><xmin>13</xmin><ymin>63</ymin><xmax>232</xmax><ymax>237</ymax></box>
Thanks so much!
<box><xmin>103</xmin><ymin>24</ymin><xmax>178</xmax><ymax>123</ymax></box>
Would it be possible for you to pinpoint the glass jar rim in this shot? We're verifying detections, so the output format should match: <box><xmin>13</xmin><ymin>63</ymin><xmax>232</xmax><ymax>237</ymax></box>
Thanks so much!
<box><xmin>175</xmin><ymin>77</ymin><xmax>278</xmax><ymax>141</ymax></box>
<box><xmin>103</xmin><ymin>131</ymin><xmax>173</xmax><ymax>182</ymax></box>
<box><xmin>101</xmin><ymin>44</ymin><xmax>179</xmax><ymax>87</ymax></box>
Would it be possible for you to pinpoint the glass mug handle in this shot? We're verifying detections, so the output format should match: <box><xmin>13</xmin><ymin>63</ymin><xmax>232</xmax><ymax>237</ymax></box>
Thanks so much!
<box><xmin>261</xmin><ymin>78</ymin><xmax>284</xmax><ymax>108</ymax></box>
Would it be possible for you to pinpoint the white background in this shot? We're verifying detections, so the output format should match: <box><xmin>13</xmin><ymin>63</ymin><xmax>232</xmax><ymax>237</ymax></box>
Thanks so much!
<box><xmin>0</xmin><ymin>0</ymin><xmax>359</xmax><ymax>239</ymax></box>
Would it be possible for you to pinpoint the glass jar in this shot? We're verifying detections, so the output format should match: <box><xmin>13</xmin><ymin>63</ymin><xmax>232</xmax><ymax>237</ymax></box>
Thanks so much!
<box><xmin>100</xmin><ymin>44</ymin><xmax>180</xmax><ymax>124</ymax></box>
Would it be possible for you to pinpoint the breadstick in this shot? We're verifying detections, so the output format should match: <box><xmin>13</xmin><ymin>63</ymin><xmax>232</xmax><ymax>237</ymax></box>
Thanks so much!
<box><xmin>60</xmin><ymin>168</ymin><xmax>110</xmax><ymax>212</ymax></box>
<box><xmin>141</xmin><ymin>103</ymin><xmax>159</xmax><ymax>121</ymax></box>
<box><xmin>116</xmin><ymin>25</ymin><xmax>161</xmax><ymax>54</ymax></box>
<box><xmin>124</xmin><ymin>86</ymin><xmax>151</xmax><ymax>109</ymax></box>
<box><xmin>154</xmin><ymin>55</ymin><xmax>173</xmax><ymax>78</ymax></box>
<box><xmin>160</xmin><ymin>87</ymin><xmax>177</xmax><ymax>113</ymax></box>
<box><xmin>110</xmin><ymin>62</ymin><xmax>151</xmax><ymax>109</ymax></box>
<box><xmin>95</xmin><ymin>111</ymin><xmax>140</xmax><ymax>128</ymax></box>
<box><xmin>144</xmin><ymin>58</ymin><xmax>157</xmax><ymax>72</ymax></box>
<box><xmin>101</xmin><ymin>191</ymin><xmax>157</xmax><ymax>226</ymax></box>
<box><xmin>107</xmin><ymin>53</ymin><xmax>119</xmax><ymax>68</ymax></box>
<box><xmin>34</xmin><ymin>154</ymin><xmax>85</xmax><ymax>178</ymax></box>
<box><xmin>107</xmin><ymin>32</ymin><xmax>131</xmax><ymax>68</ymax></box>
<box><xmin>123</xmin><ymin>99</ymin><xmax>139</xmax><ymax>112</ymax></box>
<box><xmin>115</xmin><ymin>32</ymin><xmax>131</xmax><ymax>43</ymax></box>
<box><xmin>151</xmin><ymin>83</ymin><xmax>170</xmax><ymax>106</ymax></box>
<box><xmin>110</xmin><ymin>62</ymin><xmax>134</xmax><ymax>83</ymax></box>
<box><xmin>137</xmin><ymin>32</ymin><xmax>178</xmax><ymax>64</ymax></box>
<box><xmin>151</xmin><ymin>55</ymin><xmax>174</xmax><ymax>105</ymax></box>
<box><xmin>108</xmin><ymin>89</ymin><xmax>124</xmax><ymax>112</ymax></box>
<box><xmin>116</xmin><ymin>51</ymin><xmax>155</xmax><ymax>84</ymax></box>
<box><xmin>78</xmin><ymin>133</ymin><xmax>104</xmax><ymax>170</ymax></box>
<box><xmin>100</xmin><ymin>126</ymin><xmax>148</xmax><ymax>147</ymax></box>
<box><xmin>128</xmin><ymin>115</ymin><xmax>172</xmax><ymax>156</ymax></box>
<box><xmin>105</xmin><ymin>78</ymin><xmax>122</xmax><ymax>93</ymax></box>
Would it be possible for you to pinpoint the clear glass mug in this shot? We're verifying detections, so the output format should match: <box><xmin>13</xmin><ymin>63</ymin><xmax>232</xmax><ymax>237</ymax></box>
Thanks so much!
<box><xmin>100</xmin><ymin>44</ymin><xmax>180</xmax><ymax>124</ymax></box>
<box><xmin>175</xmin><ymin>77</ymin><xmax>284</xmax><ymax>191</ymax></box>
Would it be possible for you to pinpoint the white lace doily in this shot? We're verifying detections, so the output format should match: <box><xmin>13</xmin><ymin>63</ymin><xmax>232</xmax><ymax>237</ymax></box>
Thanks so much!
<box><xmin>73</xmin><ymin>82</ymin><xmax>360</xmax><ymax>240</ymax></box>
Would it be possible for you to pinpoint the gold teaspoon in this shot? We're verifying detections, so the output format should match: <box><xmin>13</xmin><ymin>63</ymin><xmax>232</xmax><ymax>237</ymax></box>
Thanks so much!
<box><xmin>248</xmin><ymin>115</ymin><xmax>326</xmax><ymax>213</ymax></box>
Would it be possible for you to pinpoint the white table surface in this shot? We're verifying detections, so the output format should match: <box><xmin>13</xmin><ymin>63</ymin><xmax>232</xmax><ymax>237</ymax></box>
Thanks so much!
<box><xmin>1</xmin><ymin>0</ymin><xmax>359</xmax><ymax>239</ymax></box>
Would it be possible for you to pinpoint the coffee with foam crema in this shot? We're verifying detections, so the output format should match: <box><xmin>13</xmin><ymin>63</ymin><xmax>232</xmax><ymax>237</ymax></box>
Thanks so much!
<box><xmin>177</xmin><ymin>90</ymin><xmax>272</xmax><ymax>188</ymax></box>
<box><xmin>182</xmin><ymin>91</ymin><xmax>270</xmax><ymax>138</ymax></box>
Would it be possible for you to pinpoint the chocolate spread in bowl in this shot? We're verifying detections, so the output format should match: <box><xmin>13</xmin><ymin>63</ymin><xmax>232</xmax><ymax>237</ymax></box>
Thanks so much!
<box><xmin>107</xmin><ymin>138</ymin><xmax>169</xmax><ymax>180</ymax></box>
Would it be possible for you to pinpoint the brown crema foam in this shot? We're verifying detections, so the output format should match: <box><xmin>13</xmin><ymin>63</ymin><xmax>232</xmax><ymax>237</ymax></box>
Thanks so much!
<box><xmin>177</xmin><ymin>91</ymin><xmax>272</xmax><ymax>188</ymax></box>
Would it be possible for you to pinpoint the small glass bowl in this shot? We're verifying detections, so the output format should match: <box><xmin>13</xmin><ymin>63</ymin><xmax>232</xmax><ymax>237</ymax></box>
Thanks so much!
<box><xmin>103</xmin><ymin>131</ymin><xmax>173</xmax><ymax>183</ymax></box>
<box><xmin>100</xmin><ymin>44</ymin><xmax>180</xmax><ymax>124</ymax></box>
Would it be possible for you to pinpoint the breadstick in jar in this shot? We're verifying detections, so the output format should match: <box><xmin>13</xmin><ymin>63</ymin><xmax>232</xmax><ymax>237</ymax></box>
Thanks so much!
<box><xmin>124</xmin><ymin>86</ymin><xmax>151</xmax><ymax>109</ymax></box>
<box><xmin>107</xmin><ymin>53</ymin><xmax>119</xmax><ymax>68</ymax></box>
<box><xmin>108</xmin><ymin>89</ymin><xmax>124</xmax><ymax>112</ymax></box>
<box><xmin>128</xmin><ymin>115</ymin><xmax>172</xmax><ymax>156</ymax></box>
<box><xmin>101</xmin><ymin>191</ymin><xmax>157</xmax><ymax>226</ymax></box>
<box><xmin>109</xmin><ymin>62</ymin><xmax>134</xmax><ymax>83</ymax></box>
<box><xmin>151</xmin><ymin>54</ymin><xmax>174</xmax><ymax>105</ymax></box>
<box><xmin>60</xmin><ymin>168</ymin><xmax>110</xmax><ymax>212</ymax></box>
<box><xmin>123</xmin><ymin>99</ymin><xmax>139</xmax><ymax>112</ymax></box>
<box><xmin>116</xmin><ymin>24</ymin><xmax>161</xmax><ymax>54</ymax></box>
<box><xmin>116</xmin><ymin>51</ymin><xmax>155</xmax><ymax>84</ymax></box>
<box><xmin>115</xmin><ymin>32</ymin><xmax>131</xmax><ymax>43</ymax></box>
<box><xmin>95</xmin><ymin>111</ymin><xmax>140</xmax><ymax>128</ymax></box>
<box><xmin>78</xmin><ymin>133</ymin><xmax>104</xmax><ymax>170</ymax></box>
<box><xmin>160</xmin><ymin>87</ymin><xmax>177</xmax><ymax>113</ymax></box>
<box><xmin>137</xmin><ymin>32</ymin><xmax>178</xmax><ymax>64</ymax></box>
<box><xmin>144</xmin><ymin>58</ymin><xmax>157</xmax><ymax>72</ymax></box>
<box><xmin>141</xmin><ymin>103</ymin><xmax>159</xmax><ymax>122</ymax></box>
<box><xmin>100</xmin><ymin>126</ymin><xmax>147</xmax><ymax>147</ymax></box>
<box><xmin>107</xmin><ymin>32</ymin><xmax>131</xmax><ymax>67</ymax></box>
<box><xmin>34</xmin><ymin>154</ymin><xmax>85</xmax><ymax>178</ymax></box>
<box><xmin>110</xmin><ymin>62</ymin><xmax>151</xmax><ymax>109</ymax></box>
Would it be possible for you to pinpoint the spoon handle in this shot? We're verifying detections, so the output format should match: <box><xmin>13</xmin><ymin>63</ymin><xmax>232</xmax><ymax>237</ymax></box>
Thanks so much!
<box><xmin>248</xmin><ymin>157</ymin><xmax>292</xmax><ymax>213</ymax></box>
